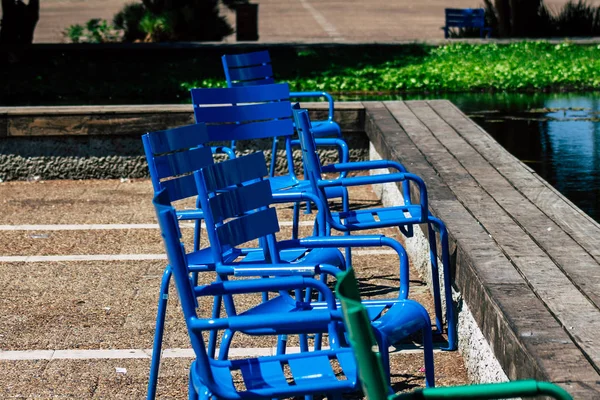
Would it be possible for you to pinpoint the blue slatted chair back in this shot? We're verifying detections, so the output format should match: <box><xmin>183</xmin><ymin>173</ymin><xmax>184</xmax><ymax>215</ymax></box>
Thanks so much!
<box><xmin>194</xmin><ymin>151</ymin><xmax>281</xmax><ymax>265</ymax></box>
<box><xmin>222</xmin><ymin>50</ymin><xmax>275</xmax><ymax>87</ymax></box>
<box><xmin>445</xmin><ymin>8</ymin><xmax>485</xmax><ymax>28</ymax></box>
<box><xmin>153</xmin><ymin>188</ymin><xmax>359</xmax><ymax>399</ymax></box>
<box><xmin>190</xmin><ymin>84</ymin><xmax>293</xmax><ymax>142</ymax></box>
<box><xmin>142</xmin><ymin>123</ymin><xmax>214</xmax><ymax>202</ymax></box>
<box><xmin>190</xmin><ymin>83</ymin><xmax>296</xmax><ymax>178</ymax></box>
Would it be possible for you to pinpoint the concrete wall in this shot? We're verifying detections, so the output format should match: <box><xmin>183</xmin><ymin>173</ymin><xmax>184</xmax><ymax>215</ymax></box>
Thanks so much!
<box><xmin>0</xmin><ymin>103</ymin><xmax>366</xmax><ymax>181</ymax></box>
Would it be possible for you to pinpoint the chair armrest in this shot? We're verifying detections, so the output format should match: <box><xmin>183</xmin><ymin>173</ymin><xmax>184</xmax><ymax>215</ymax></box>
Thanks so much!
<box><xmin>320</xmin><ymin>159</ymin><xmax>410</xmax><ymax>202</ymax></box>
<box><xmin>175</xmin><ymin>209</ymin><xmax>204</xmax><ymax>220</ymax></box>
<box><xmin>271</xmin><ymin>191</ymin><xmax>326</xmax><ymax>235</ymax></box>
<box><xmin>225</xmin><ymin>262</ymin><xmax>341</xmax><ymax>278</ymax></box>
<box><xmin>290</xmin><ymin>137</ymin><xmax>349</xmax><ymax>179</ymax></box>
<box><xmin>210</xmin><ymin>145</ymin><xmax>236</xmax><ymax>159</ymax></box>
<box><xmin>321</xmin><ymin>159</ymin><xmax>406</xmax><ymax>173</ymax></box>
<box><xmin>190</xmin><ymin>307</ymin><xmax>342</xmax><ymax>333</ymax></box>
<box><xmin>290</xmin><ymin>91</ymin><xmax>335</xmax><ymax>121</ymax></box>
<box><xmin>282</xmin><ymin>236</ymin><xmax>410</xmax><ymax>298</ymax></box>
<box><xmin>318</xmin><ymin>173</ymin><xmax>428</xmax><ymax>216</ymax></box>
<box><xmin>194</xmin><ymin>275</ymin><xmax>335</xmax><ymax>303</ymax></box>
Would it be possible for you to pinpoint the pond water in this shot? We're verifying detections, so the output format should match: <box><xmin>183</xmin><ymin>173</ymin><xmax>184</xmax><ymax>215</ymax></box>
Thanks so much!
<box><xmin>342</xmin><ymin>92</ymin><xmax>600</xmax><ymax>222</ymax></box>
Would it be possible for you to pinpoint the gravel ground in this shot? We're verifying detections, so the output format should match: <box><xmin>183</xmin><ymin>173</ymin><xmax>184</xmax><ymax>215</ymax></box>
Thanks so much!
<box><xmin>0</xmin><ymin>178</ymin><xmax>468</xmax><ymax>398</ymax></box>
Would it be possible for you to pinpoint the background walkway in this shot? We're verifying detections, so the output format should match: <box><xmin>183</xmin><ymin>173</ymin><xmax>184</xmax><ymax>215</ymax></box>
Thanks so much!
<box><xmin>11</xmin><ymin>0</ymin><xmax>600</xmax><ymax>44</ymax></box>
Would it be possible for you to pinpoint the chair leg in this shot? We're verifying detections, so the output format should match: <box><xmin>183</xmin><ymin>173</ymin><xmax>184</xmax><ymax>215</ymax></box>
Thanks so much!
<box><xmin>430</xmin><ymin>217</ymin><xmax>457</xmax><ymax>351</ymax></box>
<box><xmin>341</xmin><ymin>189</ymin><xmax>353</xmax><ymax>267</ymax></box>
<box><xmin>276</xmin><ymin>334</ymin><xmax>288</xmax><ymax>355</ymax></box>
<box><xmin>292</xmin><ymin>202</ymin><xmax>300</xmax><ymax>239</ymax></box>
<box><xmin>208</xmin><ymin>295</ymin><xmax>223</xmax><ymax>359</ymax></box>
<box><xmin>147</xmin><ymin>266</ymin><xmax>172</xmax><ymax>400</ymax></box>
<box><xmin>422</xmin><ymin>325</ymin><xmax>436</xmax><ymax>388</ymax></box>
<box><xmin>373</xmin><ymin>329</ymin><xmax>391</xmax><ymax>386</ymax></box>
<box><xmin>269</xmin><ymin>136</ymin><xmax>278</xmax><ymax>177</ymax></box>
<box><xmin>427</xmin><ymin>223</ymin><xmax>444</xmax><ymax>334</ymax></box>
<box><xmin>218</xmin><ymin>329</ymin><xmax>235</xmax><ymax>360</ymax></box>
<box><xmin>193</xmin><ymin>216</ymin><xmax>202</xmax><ymax>252</ymax></box>
<box><xmin>188</xmin><ymin>369</ymin><xmax>196</xmax><ymax>400</ymax></box>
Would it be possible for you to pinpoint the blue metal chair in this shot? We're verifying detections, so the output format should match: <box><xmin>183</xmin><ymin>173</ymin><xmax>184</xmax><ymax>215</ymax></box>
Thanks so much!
<box><xmin>153</xmin><ymin>188</ymin><xmax>362</xmax><ymax>399</ymax></box>
<box><xmin>221</xmin><ymin>49</ymin><xmax>342</xmax><ymax>169</ymax></box>
<box><xmin>293</xmin><ymin>107</ymin><xmax>457</xmax><ymax>351</ymax></box>
<box><xmin>192</xmin><ymin>152</ymin><xmax>436</xmax><ymax>387</ymax></box>
<box><xmin>154</xmin><ymin>150</ymin><xmax>436</xmax><ymax>389</ymax></box>
<box><xmin>142</xmin><ymin>123</ymin><xmax>346</xmax><ymax>399</ymax></box>
<box><xmin>189</xmin><ymin>83</ymin><xmax>350</xmax><ymax>239</ymax></box>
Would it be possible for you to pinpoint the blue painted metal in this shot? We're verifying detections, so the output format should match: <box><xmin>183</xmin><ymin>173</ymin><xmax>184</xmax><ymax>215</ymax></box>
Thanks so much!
<box><xmin>221</xmin><ymin>50</ymin><xmax>343</xmax><ymax>179</ymax></box>
<box><xmin>221</xmin><ymin>50</ymin><xmax>340</xmax><ymax>136</ymax></box>
<box><xmin>294</xmin><ymin>107</ymin><xmax>458</xmax><ymax>351</ymax></box>
<box><xmin>143</xmin><ymin>124</ymin><xmax>347</xmax><ymax>399</ymax></box>
<box><xmin>190</xmin><ymin>83</ymin><xmax>350</xmax><ymax>238</ymax></box>
<box><xmin>443</xmin><ymin>8</ymin><xmax>491</xmax><ymax>39</ymax></box>
<box><xmin>337</xmin><ymin>269</ymin><xmax>434</xmax><ymax>389</ymax></box>
<box><xmin>153</xmin><ymin>188</ymin><xmax>362</xmax><ymax>399</ymax></box>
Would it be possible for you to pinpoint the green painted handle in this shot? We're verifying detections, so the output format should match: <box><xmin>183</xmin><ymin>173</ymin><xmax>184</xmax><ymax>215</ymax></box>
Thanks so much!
<box><xmin>392</xmin><ymin>380</ymin><xmax>572</xmax><ymax>400</ymax></box>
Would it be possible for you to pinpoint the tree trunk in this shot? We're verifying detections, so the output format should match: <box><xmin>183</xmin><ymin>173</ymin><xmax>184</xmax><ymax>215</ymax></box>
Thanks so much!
<box><xmin>494</xmin><ymin>0</ymin><xmax>511</xmax><ymax>37</ymax></box>
<box><xmin>0</xmin><ymin>0</ymin><xmax>40</xmax><ymax>45</ymax></box>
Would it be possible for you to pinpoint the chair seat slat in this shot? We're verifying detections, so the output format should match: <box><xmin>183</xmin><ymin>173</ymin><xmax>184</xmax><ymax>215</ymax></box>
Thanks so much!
<box><xmin>288</xmin><ymin>355</ymin><xmax>336</xmax><ymax>385</ymax></box>
<box><xmin>240</xmin><ymin>359</ymin><xmax>289</xmax><ymax>390</ymax></box>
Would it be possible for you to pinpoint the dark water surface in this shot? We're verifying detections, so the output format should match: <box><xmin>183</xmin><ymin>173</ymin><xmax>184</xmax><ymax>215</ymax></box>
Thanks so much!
<box><xmin>342</xmin><ymin>92</ymin><xmax>600</xmax><ymax>222</ymax></box>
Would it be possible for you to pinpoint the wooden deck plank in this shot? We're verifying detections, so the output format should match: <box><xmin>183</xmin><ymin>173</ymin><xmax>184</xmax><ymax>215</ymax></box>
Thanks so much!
<box><xmin>425</xmin><ymin>100</ymin><xmax>600</xmax><ymax>308</ymax></box>
<box><xmin>428</xmin><ymin>100</ymin><xmax>600</xmax><ymax>262</ymax></box>
<box><xmin>369</xmin><ymin>101</ymin><xmax>600</xmax><ymax>385</ymax></box>
<box><xmin>404</xmin><ymin>100</ymin><xmax>600</xmax><ymax>370</ymax></box>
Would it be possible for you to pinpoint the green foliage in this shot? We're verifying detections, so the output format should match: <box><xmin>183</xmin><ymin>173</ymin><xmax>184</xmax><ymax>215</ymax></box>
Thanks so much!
<box><xmin>63</xmin><ymin>19</ymin><xmax>121</xmax><ymax>43</ymax></box>
<box><xmin>180</xmin><ymin>42</ymin><xmax>600</xmax><ymax>94</ymax></box>
<box><xmin>113</xmin><ymin>0</ymin><xmax>244</xmax><ymax>42</ymax></box>
<box><xmin>553</xmin><ymin>0</ymin><xmax>600</xmax><ymax>36</ymax></box>
<box><xmin>113</xmin><ymin>3</ymin><xmax>146</xmax><ymax>42</ymax></box>
<box><xmin>138</xmin><ymin>13</ymin><xmax>172</xmax><ymax>41</ymax></box>
<box><xmin>4</xmin><ymin>43</ymin><xmax>600</xmax><ymax>106</ymax></box>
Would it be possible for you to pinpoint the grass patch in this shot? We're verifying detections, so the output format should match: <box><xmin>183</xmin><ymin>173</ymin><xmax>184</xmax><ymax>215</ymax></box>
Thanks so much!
<box><xmin>2</xmin><ymin>41</ymin><xmax>600</xmax><ymax>106</ymax></box>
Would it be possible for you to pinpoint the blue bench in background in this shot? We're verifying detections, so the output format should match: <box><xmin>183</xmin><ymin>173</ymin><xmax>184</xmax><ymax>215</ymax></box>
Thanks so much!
<box><xmin>443</xmin><ymin>8</ymin><xmax>491</xmax><ymax>39</ymax></box>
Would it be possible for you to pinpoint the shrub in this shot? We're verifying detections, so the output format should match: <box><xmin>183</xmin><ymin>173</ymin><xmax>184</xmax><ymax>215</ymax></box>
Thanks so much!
<box><xmin>63</xmin><ymin>19</ymin><xmax>121</xmax><ymax>43</ymax></box>
<box><xmin>112</xmin><ymin>0</ymin><xmax>247</xmax><ymax>43</ymax></box>
<box><xmin>553</xmin><ymin>0</ymin><xmax>600</xmax><ymax>36</ymax></box>
<box><xmin>113</xmin><ymin>3</ymin><xmax>146</xmax><ymax>42</ymax></box>
<box><xmin>453</xmin><ymin>0</ymin><xmax>600</xmax><ymax>38</ymax></box>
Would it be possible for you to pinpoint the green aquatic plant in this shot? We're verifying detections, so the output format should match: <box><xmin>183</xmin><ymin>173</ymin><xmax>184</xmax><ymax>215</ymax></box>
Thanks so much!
<box><xmin>181</xmin><ymin>41</ymin><xmax>600</xmax><ymax>94</ymax></box>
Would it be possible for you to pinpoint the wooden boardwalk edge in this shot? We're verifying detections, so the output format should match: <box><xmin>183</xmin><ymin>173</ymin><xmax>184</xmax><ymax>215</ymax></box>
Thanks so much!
<box><xmin>363</xmin><ymin>101</ymin><xmax>600</xmax><ymax>397</ymax></box>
